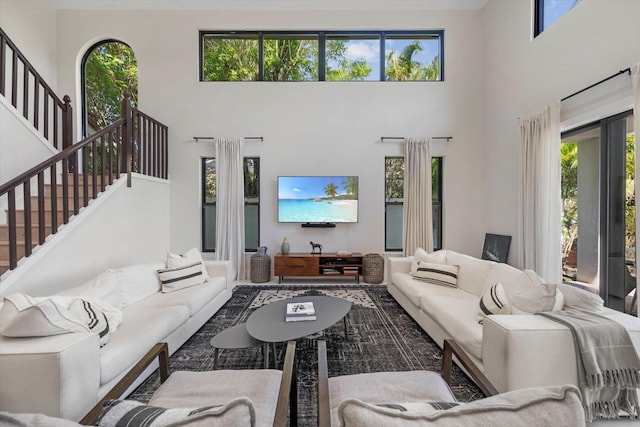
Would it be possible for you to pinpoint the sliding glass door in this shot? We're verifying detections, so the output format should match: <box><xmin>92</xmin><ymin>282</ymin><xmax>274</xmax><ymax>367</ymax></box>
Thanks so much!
<box><xmin>561</xmin><ymin>111</ymin><xmax>636</xmax><ymax>314</ymax></box>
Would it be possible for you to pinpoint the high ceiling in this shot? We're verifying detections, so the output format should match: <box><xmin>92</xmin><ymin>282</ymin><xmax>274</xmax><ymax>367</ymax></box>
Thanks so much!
<box><xmin>47</xmin><ymin>0</ymin><xmax>488</xmax><ymax>11</ymax></box>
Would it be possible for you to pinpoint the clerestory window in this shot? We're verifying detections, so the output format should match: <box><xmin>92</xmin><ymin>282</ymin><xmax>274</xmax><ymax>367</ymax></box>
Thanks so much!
<box><xmin>534</xmin><ymin>0</ymin><xmax>582</xmax><ymax>37</ymax></box>
<box><xmin>200</xmin><ymin>30</ymin><xmax>444</xmax><ymax>82</ymax></box>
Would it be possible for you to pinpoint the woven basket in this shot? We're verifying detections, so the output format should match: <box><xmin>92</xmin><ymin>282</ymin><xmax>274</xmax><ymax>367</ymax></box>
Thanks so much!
<box><xmin>363</xmin><ymin>253</ymin><xmax>384</xmax><ymax>284</ymax></box>
<box><xmin>250</xmin><ymin>254</ymin><xmax>271</xmax><ymax>283</ymax></box>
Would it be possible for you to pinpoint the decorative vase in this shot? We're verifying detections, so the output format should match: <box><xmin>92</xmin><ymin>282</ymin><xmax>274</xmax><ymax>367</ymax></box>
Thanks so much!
<box><xmin>281</xmin><ymin>237</ymin><xmax>290</xmax><ymax>255</ymax></box>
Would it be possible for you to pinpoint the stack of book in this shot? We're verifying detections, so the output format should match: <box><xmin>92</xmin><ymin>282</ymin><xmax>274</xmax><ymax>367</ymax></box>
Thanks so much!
<box><xmin>286</xmin><ymin>302</ymin><xmax>316</xmax><ymax>322</ymax></box>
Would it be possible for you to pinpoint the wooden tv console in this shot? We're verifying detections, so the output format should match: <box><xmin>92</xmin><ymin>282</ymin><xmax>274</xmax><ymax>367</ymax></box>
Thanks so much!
<box><xmin>274</xmin><ymin>252</ymin><xmax>363</xmax><ymax>283</ymax></box>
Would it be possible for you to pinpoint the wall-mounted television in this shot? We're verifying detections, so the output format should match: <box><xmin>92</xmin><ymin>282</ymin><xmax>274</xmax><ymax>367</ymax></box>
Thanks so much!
<box><xmin>278</xmin><ymin>176</ymin><xmax>359</xmax><ymax>224</ymax></box>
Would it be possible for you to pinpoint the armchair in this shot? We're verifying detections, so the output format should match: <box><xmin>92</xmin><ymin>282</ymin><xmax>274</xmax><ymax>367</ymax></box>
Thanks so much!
<box><xmin>2</xmin><ymin>340</ymin><xmax>297</xmax><ymax>427</ymax></box>
<box><xmin>317</xmin><ymin>338</ymin><xmax>585</xmax><ymax>427</ymax></box>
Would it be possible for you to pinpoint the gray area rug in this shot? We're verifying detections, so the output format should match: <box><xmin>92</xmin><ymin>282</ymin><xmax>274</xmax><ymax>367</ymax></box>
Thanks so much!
<box><xmin>129</xmin><ymin>285</ymin><xmax>483</xmax><ymax>425</ymax></box>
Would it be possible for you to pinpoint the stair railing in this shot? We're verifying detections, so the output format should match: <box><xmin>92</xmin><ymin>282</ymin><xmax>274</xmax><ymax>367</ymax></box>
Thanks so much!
<box><xmin>0</xmin><ymin>27</ymin><xmax>73</xmax><ymax>151</ymax></box>
<box><xmin>0</xmin><ymin>93</ymin><xmax>168</xmax><ymax>273</ymax></box>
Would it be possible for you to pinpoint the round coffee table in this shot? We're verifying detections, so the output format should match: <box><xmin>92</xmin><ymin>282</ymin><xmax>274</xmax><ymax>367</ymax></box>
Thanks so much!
<box><xmin>210</xmin><ymin>323</ymin><xmax>274</xmax><ymax>369</ymax></box>
<box><xmin>246</xmin><ymin>295</ymin><xmax>352</xmax><ymax>343</ymax></box>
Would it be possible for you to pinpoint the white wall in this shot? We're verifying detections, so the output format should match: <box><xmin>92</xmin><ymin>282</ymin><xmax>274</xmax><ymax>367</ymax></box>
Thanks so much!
<box><xmin>0</xmin><ymin>174</ymin><xmax>170</xmax><ymax>297</ymax></box>
<box><xmin>0</xmin><ymin>0</ymin><xmax>58</xmax><ymax>89</ymax></box>
<box><xmin>481</xmin><ymin>0</ymin><xmax>640</xmax><ymax>269</ymax></box>
<box><xmin>0</xmin><ymin>97</ymin><xmax>58</xmax><ymax>186</ymax></box>
<box><xmin>54</xmin><ymin>8</ymin><xmax>487</xmax><ymax>258</ymax></box>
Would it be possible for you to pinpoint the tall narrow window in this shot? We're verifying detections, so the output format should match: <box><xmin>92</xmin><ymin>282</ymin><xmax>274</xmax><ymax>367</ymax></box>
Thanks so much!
<box><xmin>561</xmin><ymin>112</ymin><xmax>635</xmax><ymax>314</ymax></box>
<box><xmin>385</xmin><ymin>157</ymin><xmax>442</xmax><ymax>251</ymax></box>
<box><xmin>81</xmin><ymin>40</ymin><xmax>137</xmax><ymax>137</ymax></box>
<box><xmin>202</xmin><ymin>157</ymin><xmax>261</xmax><ymax>252</ymax></box>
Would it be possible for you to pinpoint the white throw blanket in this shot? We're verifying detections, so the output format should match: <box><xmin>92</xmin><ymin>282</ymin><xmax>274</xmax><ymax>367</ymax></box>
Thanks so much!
<box><xmin>537</xmin><ymin>308</ymin><xmax>640</xmax><ymax>421</ymax></box>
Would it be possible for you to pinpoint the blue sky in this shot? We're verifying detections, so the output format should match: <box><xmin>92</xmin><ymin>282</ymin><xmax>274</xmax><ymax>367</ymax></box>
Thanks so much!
<box><xmin>544</xmin><ymin>0</ymin><xmax>581</xmax><ymax>30</ymax></box>
<box><xmin>278</xmin><ymin>176</ymin><xmax>356</xmax><ymax>199</ymax></box>
<box><xmin>326</xmin><ymin>37</ymin><xmax>440</xmax><ymax>80</ymax></box>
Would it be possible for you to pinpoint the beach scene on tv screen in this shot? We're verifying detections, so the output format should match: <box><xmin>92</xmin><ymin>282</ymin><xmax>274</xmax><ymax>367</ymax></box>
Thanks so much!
<box><xmin>278</xmin><ymin>176</ymin><xmax>358</xmax><ymax>223</ymax></box>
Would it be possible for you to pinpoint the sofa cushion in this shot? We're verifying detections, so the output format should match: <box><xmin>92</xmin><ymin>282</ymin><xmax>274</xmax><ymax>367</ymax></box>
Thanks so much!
<box><xmin>135</xmin><ymin>276</ymin><xmax>226</xmax><ymax>316</ymax></box>
<box><xmin>329</xmin><ymin>370</ymin><xmax>455</xmax><ymax>427</ymax></box>
<box><xmin>0</xmin><ymin>411</ymin><xmax>83</xmax><ymax>426</ymax></box>
<box><xmin>419</xmin><ymin>289</ymin><xmax>483</xmax><ymax>360</ymax></box>
<box><xmin>56</xmin><ymin>270</ymin><xmax>123</xmax><ymax>309</ymax></box>
<box><xmin>411</xmin><ymin>262</ymin><xmax>459</xmax><ymax>288</ymax></box>
<box><xmin>99</xmin><ymin>305</ymin><xmax>189</xmax><ymax>385</ymax></box>
<box><xmin>114</xmin><ymin>262</ymin><xmax>165</xmax><ymax>306</ymax></box>
<box><xmin>338</xmin><ymin>385</ymin><xmax>585</xmax><ymax>427</ymax></box>
<box><xmin>477</xmin><ymin>283</ymin><xmax>511</xmax><ymax>324</ymax></box>
<box><xmin>97</xmin><ymin>397</ymin><xmax>255</xmax><ymax>427</ymax></box>
<box><xmin>158</xmin><ymin>262</ymin><xmax>205</xmax><ymax>292</ymax></box>
<box><xmin>446</xmin><ymin>251</ymin><xmax>495</xmax><ymax>297</ymax></box>
<box><xmin>483</xmin><ymin>263</ymin><xmax>522</xmax><ymax>293</ymax></box>
<box><xmin>149</xmin><ymin>370</ymin><xmax>283</xmax><ymax>427</ymax></box>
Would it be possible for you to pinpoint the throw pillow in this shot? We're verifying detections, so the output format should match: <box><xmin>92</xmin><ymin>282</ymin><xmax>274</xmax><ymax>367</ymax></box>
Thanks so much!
<box><xmin>158</xmin><ymin>262</ymin><xmax>205</xmax><ymax>293</ymax></box>
<box><xmin>477</xmin><ymin>283</ymin><xmax>511</xmax><ymax>324</ymax></box>
<box><xmin>0</xmin><ymin>293</ymin><xmax>89</xmax><ymax>337</ymax></box>
<box><xmin>502</xmin><ymin>270</ymin><xmax>557</xmax><ymax>314</ymax></box>
<box><xmin>411</xmin><ymin>262</ymin><xmax>459</xmax><ymax>288</ymax></box>
<box><xmin>115</xmin><ymin>262</ymin><xmax>165</xmax><ymax>306</ymax></box>
<box><xmin>557</xmin><ymin>283</ymin><xmax>604</xmax><ymax>313</ymax></box>
<box><xmin>97</xmin><ymin>398</ymin><xmax>255</xmax><ymax>427</ymax></box>
<box><xmin>67</xmin><ymin>298</ymin><xmax>111</xmax><ymax>346</ymax></box>
<box><xmin>411</xmin><ymin>248</ymin><xmax>447</xmax><ymax>275</ymax></box>
<box><xmin>56</xmin><ymin>270</ymin><xmax>123</xmax><ymax>309</ymax></box>
<box><xmin>167</xmin><ymin>247</ymin><xmax>210</xmax><ymax>281</ymax></box>
<box><xmin>376</xmin><ymin>401</ymin><xmax>461</xmax><ymax>413</ymax></box>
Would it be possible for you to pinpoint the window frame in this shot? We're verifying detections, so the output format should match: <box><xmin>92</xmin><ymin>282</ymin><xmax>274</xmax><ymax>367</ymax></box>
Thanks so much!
<box><xmin>199</xmin><ymin>30</ymin><xmax>444</xmax><ymax>82</ymax></box>
<box><xmin>534</xmin><ymin>0</ymin><xmax>581</xmax><ymax>38</ymax></box>
<box><xmin>201</xmin><ymin>156</ymin><xmax>261</xmax><ymax>253</ymax></box>
<box><xmin>384</xmin><ymin>156</ymin><xmax>443</xmax><ymax>252</ymax></box>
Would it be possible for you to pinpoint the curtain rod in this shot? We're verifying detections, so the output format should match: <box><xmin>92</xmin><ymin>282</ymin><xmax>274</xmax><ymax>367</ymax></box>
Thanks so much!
<box><xmin>193</xmin><ymin>136</ymin><xmax>263</xmax><ymax>142</ymax></box>
<box><xmin>561</xmin><ymin>68</ymin><xmax>631</xmax><ymax>102</ymax></box>
<box><xmin>380</xmin><ymin>136</ymin><xmax>452</xmax><ymax>142</ymax></box>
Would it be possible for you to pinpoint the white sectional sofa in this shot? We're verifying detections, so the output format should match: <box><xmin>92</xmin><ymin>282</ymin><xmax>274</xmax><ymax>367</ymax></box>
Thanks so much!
<box><xmin>0</xmin><ymin>257</ymin><xmax>233</xmax><ymax>422</ymax></box>
<box><xmin>388</xmin><ymin>249</ymin><xmax>640</xmax><ymax>398</ymax></box>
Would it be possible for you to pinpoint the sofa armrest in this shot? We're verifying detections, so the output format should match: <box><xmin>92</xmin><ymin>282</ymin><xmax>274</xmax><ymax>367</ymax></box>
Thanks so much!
<box><xmin>388</xmin><ymin>256</ymin><xmax>413</xmax><ymax>275</ymax></box>
<box><xmin>482</xmin><ymin>315</ymin><xmax>582</xmax><ymax>393</ymax></box>
<box><xmin>0</xmin><ymin>332</ymin><xmax>101</xmax><ymax>421</ymax></box>
<box><xmin>204</xmin><ymin>260</ymin><xmax>233</xmax><ymax>291</ymax></box>
<box><xmin>80</xmin><ymin>342</ymin><xmax>170</xmax><ymax>425</ymax></box>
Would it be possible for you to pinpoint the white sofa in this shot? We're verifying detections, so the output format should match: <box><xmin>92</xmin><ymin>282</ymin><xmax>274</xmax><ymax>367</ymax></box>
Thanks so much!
<box><xmin>388</xmin><ymin>249</ymin><xmax>640</xmax><ymax>399</ymax></box>
<box><xmin>0</xmin><ymin>258</ymin><xmax>233</xmax><ymax>422</ymax></box>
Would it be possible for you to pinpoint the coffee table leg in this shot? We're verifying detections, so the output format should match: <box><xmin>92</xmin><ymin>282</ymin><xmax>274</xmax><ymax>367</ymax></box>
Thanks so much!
<box><xmin>213</xmin><ymin>348</ymin><xmax>219</xmax><ymax>369</ymax></box>
<box><xmin>272</xmin><ymin>342</ymin><xmax>278</xmax><ymax>369</ymax></box>
<box><xmin>262</xmin><ymin>342</ymin><xmax>269</xmax><ymax>369</ymax></box>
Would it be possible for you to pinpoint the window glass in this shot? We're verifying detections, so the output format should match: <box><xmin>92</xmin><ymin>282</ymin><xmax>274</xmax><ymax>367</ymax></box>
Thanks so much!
<box><xmin>202</xmin><ymin>34</ymin><xmax>259</xmax><ymax>81</ymax></box>
<box><xmin>202</xmin><ymin>157</ymin><xmax>260</xmax><ymax>252</ymax></box>
<box><xmin>263</xmin><ymin>34</ymin><xmax>318</xmax><ymax>81</ymax></box>
<box><xmin>325</xmin><ymin>35</ymin><xmax>379</xmax><ymax>81</ymax></box>
<box><xmin>536</xmin><ymin>0</ymin><xmax>582</xmax><ymax>36</ymax></box>
<box><xmin>384</xmin><ymin>35</ymin><xmax>440</xmax><ymax>81</ymax></box>
<box><xmin>385</xmin><ymin>157</ymin><xmax>442</xmax><ymax>251</ymax></box>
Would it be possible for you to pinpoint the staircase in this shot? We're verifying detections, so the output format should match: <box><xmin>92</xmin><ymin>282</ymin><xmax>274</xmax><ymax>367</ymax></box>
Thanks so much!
<box><xmin>0</xmin><ymin>176</ymin><xmax>105</xmax><ymax>275</ymax></box>
<box><xmin>0</xmin><ymin>25</ymin><xmax>169</xmax><ymax>280</ymax></box>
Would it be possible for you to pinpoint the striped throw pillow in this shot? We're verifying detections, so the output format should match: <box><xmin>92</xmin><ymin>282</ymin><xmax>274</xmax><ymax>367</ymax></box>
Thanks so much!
<box><xmin>477</xmin><ymin>282</ymin><xmax>511</xmax><ymax>324</ymax></box>
<box><xmin>411</xmin><ymin>262</ymin><xmax>459</xmax><ymax>288</ymax></box>
<box><xmin>157</xmin><ymin>261</ymin><xmax>204</xmax><ymax>293</ymax></box>
<box><xmin>97</xmin><ymin>398</ymin><xmax>254</xmax><ymax>427</ymax></box>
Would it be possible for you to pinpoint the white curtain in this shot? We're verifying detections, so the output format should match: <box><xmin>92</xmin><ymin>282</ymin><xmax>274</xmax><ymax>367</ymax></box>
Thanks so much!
<box><xmin>632</xmin><ymin>62</ymin><xmax>640</xmax><ymax>316</ymax></box>
<box><xmin>214</xmin><ymin>137</ymin><xmax>245</xmax><ymax>280</ymax></box>
<box><xmin>403</xmin><ymin>138</ymin><xmax>433</xmax><ymax>256</ymax></box>
<box><xmin>518</xmin><ymin>103</ymin><xmax>562</xmax><ymax>283</ymax></box>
